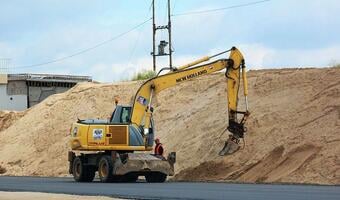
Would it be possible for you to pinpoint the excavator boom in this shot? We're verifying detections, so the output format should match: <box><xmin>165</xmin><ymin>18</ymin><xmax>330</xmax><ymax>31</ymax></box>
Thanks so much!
<box><xmin>131</xmin><ymin>47</ymin><xmax>249</xmax><ymax>155</ymax></box>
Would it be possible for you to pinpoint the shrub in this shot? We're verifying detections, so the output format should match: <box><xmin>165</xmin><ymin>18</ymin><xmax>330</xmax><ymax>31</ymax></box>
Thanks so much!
<box><xmin>131</xmin><ymin>70</ymin><xmax>156</xmax><ymax>81</ymax></box>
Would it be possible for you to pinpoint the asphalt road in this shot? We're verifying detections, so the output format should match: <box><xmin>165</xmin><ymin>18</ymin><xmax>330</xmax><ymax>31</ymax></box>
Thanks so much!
<box><xmin>0</xmin><ymin>176</ymin><xmax>339</xmax><ymax>200</ymax></box>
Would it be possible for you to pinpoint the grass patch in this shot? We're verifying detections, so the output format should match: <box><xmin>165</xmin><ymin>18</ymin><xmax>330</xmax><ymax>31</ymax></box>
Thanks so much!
<box><xmin>329</xmin><ymin>60</ymin><xmax>340</xmax><ymax>68</ymax></box>
<box><xmin>131</xmin><ymin>70</ymin><xmax>156</xmax><ymax>81</ymax></box>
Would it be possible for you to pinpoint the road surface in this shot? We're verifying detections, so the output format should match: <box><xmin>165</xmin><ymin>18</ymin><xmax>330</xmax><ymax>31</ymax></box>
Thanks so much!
<box><xmin>0</xmin><ymin>176</ymin><xmax>339</xmax><ymax>200</ymax></box>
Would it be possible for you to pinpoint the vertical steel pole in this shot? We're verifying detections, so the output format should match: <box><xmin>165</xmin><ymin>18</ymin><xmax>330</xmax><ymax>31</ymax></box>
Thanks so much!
<box><xmin>152</xmin><ymin>0</ymin><xmax>156</xmax><ymax>72</ymax></box>
<box><xmin>168</xmin><ymin>0</ymin><xmax>173</xmax><ymax>70</ymax></box>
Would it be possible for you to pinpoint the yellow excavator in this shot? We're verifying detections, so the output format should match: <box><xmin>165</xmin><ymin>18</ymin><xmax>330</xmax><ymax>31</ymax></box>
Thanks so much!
<box><xmin>68</xmin><ymin>46</ymin><xmax>249</xmax><ymax>182</ymax></box>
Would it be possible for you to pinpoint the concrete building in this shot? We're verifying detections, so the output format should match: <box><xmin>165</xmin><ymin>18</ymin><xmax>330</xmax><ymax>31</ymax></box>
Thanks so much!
<box><xmin>0</xmin><ymin>73</ymin><xmax>92</xmax><ymax>111</ymax></box>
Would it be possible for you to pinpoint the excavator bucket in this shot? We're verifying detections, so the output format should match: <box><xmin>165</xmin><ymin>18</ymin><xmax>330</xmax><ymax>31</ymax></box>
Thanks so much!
<box><xmin>219</xmin><ymin>113</ymin><xmax>249</xmax><ymax>156</ymax></box>
<box><xmin>218</xmin><ymin>136</ymin><xmax>240</xmax><ymax>156</ymax></box>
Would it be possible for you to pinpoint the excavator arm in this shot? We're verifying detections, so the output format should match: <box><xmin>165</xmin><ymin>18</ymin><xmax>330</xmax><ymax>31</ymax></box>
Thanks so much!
<box><xmin>130</xmin><ymin>47</ymin><xmax>249</xmax><ymax>155</ymax></box>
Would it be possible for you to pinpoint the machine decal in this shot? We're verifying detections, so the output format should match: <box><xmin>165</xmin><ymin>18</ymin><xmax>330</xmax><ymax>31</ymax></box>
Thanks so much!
<box><xmin>176</xmin><ymin>69</ymin><xmax>207</xmax><ymax>83</ymax></box>
<box><xmin>93</xmin><ymin>129</ymin><xmax>103</xmax><ymax>140</ymax></box>
<box><xmin>137</xmin><ymin>96</ymin><xmax>148</xmax><ymax>106</ymax></box>
<box><xmin>89</xmin><ymin>142</ymin><xmax>105</xmax><ymax>145</ymax></box>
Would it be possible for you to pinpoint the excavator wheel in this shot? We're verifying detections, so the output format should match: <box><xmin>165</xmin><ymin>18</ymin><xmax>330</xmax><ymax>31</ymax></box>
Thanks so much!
<box><xmin>98</xmin><ymin>155</ymin><xmax>115</xmax><ymax>182</ymax></box>
<box><xmin>106</xmin><ymin>174</ymin><xmax>138</xmax><ymax>183</ymax></box>
<box><xmin>122</xmin><ymin>173</ymin><xmax>139</xmax><ymax>183</ymax></box>
<box><xmin>145</xmin><ymin>172</ymin><xmax>167</xmax><ymax>183</ymax></box>
<box><xmin>219</xmin><ymin>136</ymin><xmax>241</xmax><ymax>156</ymax></box>
<box><xmin>72</xmin><ymin>156</ymin><xmax>95</xmax><ymax>182</ymax></box>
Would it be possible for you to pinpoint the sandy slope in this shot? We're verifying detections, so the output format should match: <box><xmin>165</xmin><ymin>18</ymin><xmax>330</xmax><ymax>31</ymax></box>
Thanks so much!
<box><xmin>170</xmin><ymin>68</ymin><xmax>340</xmax><ymax>184</ymax></box>
<box><xmin>0</xmin><ymin>68</ymin><xmax>339</xmax><ymax>184</ymax></box>
<box><xmin>0</xmin><ymin>111</ymin><xmax>24</xmax><ymax>132</ymax></box>
<box><xmin>0</xmin><ymin>81</ymin><xmax>140</xmax><ymax>176</ymax></box>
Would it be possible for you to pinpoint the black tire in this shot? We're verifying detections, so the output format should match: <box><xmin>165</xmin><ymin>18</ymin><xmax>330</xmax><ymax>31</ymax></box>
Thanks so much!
<box><xmin>98</xmin><ymin>155</ymin><xmax>114</xmax><ymax>183</ymax></box>
<box><xmin>72</xmin><ymin>157</ymin><xmax>95</xmax><ymax>182</ymax></box>
<box><xmin>105</xmin><ymin>174</ymin><xmax>138</xmax><ymax>183</ymax></box>
<box><xmin>122</xmin><ymin>174</ymin><xmax>138</xmax><ymax>183</ymax></box>
<box><xmin>145</xmin><ymin>172</ymin><xmax>167</xmax><ymax>183</ymax></box>
<box><xmin>84</xmin><ymin>166</ymin><xmax>96</xmax><ymax>182</ymax></box>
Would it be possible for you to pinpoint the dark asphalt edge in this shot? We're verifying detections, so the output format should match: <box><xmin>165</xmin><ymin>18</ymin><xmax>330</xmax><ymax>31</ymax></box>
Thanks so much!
<box><xmin>1</xmin><ymin>176</ymin><xmax>340</xmax><ymax>200</ymax></box>
<box><xmin>1</xmin><ymin>175</ymin><xmax>339</xmax><ymax>187</ymax></box>
<box><xmin>168</xmin><ymin>179</ymin><xmax>340</xmax><ymax>187</ymax></box>
<box><xmin>0</xmin><ymin>187</ymin><xmax>203</xmax><ymax>200</ymax></box>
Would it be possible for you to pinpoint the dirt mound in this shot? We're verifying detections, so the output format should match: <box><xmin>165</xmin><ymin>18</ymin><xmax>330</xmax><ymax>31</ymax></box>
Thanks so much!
<box><xmin>0</xmin><ymin>82</ymin><xmax>141</xmax><ymax>176</ymax></box>
<box><xmin>0</xmin><ymin>111</ymin><xmax>25</xmax><ymax>132</ymax></box>
<box><xmin>155</xmin><ymin>68</ymin><xmax>340</xmax><ymax>184</ymax></box>
<box><xmin>175</xmin><ymin>144</ymin><xmax>322</xmax><ymax>183</ymax></box>
<box><xmin>0</xmin><ymin>68</ymin><xmax>339</xmax><ymax>185</ymax></box>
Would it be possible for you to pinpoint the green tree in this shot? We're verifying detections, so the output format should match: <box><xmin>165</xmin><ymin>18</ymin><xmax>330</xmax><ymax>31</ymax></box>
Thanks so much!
<box><xmin>131</xmin><ymin>70</ymin><xmax>156</xmax><ymax>81</ymax></box>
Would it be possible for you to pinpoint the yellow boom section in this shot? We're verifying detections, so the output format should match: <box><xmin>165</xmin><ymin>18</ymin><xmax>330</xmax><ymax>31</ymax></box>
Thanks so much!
<box><xmin>131</xmin><ymin>47</ymin><xmax>246</xmax><ymax>129</ymax></box>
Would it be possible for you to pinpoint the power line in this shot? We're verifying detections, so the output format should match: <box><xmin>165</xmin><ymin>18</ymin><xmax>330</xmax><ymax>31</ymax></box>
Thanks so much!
<box><xmin>13</xmin><ymin>0</ymin><xmax>270</xmax><ymax>69</ymax></box>
<box><xmin>127</xmin><ymin>1</ymin><xmax>154</xmax><ymax>66</ymax></box>
<box><xmin>14</xmin><ymin>18</ymin><xmax>152</xmax><ymax>69</ymax></box>
<box><xmin>127</xmin><ymin>29</ymin><xmax>142</xmax><ymax>66</ymax></box>
<box><xmin>172</xmin><ymin>0</ymin><xmax>177</xmax><ymax>13</ymax></box>
<box><xmin>172</xmin><ymin>0</ymin><xmax>271</xmax><ymax>17</ymax></box>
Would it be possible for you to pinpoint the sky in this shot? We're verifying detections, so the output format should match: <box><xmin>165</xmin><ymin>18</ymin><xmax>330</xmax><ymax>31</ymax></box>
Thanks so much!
<box><xmin>0</xmin><ymin>0</ymin><xmax>340</xmax><ymax>82</ymax></box>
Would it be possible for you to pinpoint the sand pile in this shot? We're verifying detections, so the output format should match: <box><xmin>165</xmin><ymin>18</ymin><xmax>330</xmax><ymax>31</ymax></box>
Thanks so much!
<box><xmin>167</xmin><ymin>68</ymin><xmax>340</xmax><ymax>184</ymax></box>
<box><xmin>0</xmin><ymin>111</ymin><xmax>25</xmax><ymax>174</ymax></box>
<box><xmin>0</xmin><ymin>82</ymin><xmax>140</xmax><ymax>176</ymax></box>
<box><xmin>0</xmin><ymin>68</ymin><xmax>339</xmax><ymax>184</ymax></box>
<box><xmin>0</xmin><ymin>111</ymin><xmax>25</xmax><ymax>133</ymax></box>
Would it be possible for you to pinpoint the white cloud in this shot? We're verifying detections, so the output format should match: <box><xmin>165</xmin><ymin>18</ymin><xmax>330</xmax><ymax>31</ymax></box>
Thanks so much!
<box><xmin>82</xmin><ymin>54</ymin><xmax>199</xmax><ymax>82</ymax></box>
<box><xmin>237</xmin><ymin>44</ymin><xmax>340</xmax><ymax>68</ymax></box>
<box><xmin>23</xmin><ymin>43</ymin><xmax>340</xmax><ymax>82</ymax></box>
<box><xmin>0</xmin><ymin>42</ymin><xmax>22</xmax><ymax>59</ymax></box>
<box><xmin>2</xmin><ymin>1</ymin><xmax>340</xmax><ymax>83</ymax></box>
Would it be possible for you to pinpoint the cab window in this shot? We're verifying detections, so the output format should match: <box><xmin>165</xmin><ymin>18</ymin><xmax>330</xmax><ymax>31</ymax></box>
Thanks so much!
<box><xmin>109</xmin><ymin>108</ymin><xmax>116</xmax><ymax>122</ymax></box>
<box><xmin>120</xmin><ymin>107</ymin><xmax>131</xmax><ymax>123</ymax></box>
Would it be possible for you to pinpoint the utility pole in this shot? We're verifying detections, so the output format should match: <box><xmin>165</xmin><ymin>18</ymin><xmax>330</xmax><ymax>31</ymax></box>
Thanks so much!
<box><xmin>151</xmin><ymin>0</ymin><xmax>173</xmax><ymax>72</ymax></box>
<box><xmin>168</xmin><ymin>0</ymin><xmax>173</xmax><ymax>69</ymax></box>
<box><xmin>152</xmin><ymin>0</ymin><xmax>156</xmax><ymax>72</ymax></box>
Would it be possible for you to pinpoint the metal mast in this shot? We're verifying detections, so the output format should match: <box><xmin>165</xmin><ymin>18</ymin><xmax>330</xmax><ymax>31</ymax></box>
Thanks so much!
<box><xmin>151</xmin><ymin>0</ymin><xmax>173</xmax><ymax>72</ymax></box>
<box><xmin>168</xmin><ymin>0</ymin><xmax>173</xmax><ymax>69</ymax></box>
<box><xmin>152</xmin><ymin>0</ymin><xmax>156</xmax><ymax>72</ymax></box>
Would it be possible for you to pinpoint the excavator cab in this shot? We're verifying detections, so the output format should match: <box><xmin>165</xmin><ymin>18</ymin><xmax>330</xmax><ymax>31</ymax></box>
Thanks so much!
<box><xmin>109</xmin><ymin>105</ymin><xmax>155</xmax><ymax>148</ymax></box>
<box><xmin>110</xmin><ymin>106</ymin><xmax>132</xmax><ymax>123</ymax></box>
